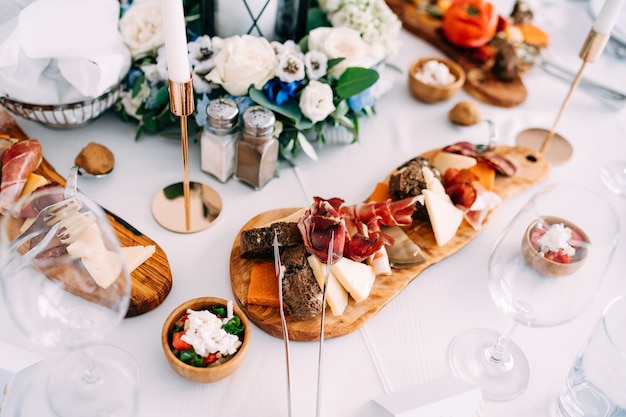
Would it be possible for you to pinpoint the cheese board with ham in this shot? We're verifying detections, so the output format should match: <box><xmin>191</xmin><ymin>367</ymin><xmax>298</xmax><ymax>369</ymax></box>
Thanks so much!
<box><xmin>0</xmin><ymin>109</ymin><xmax>172</xmax><ymax>317</ymax></box>
<box><xmin>230</xmin><ymin>145</ymin><xmax>550</xmax><ymax>342</ymax></box>
<box><xmin>385</xmin><ymin>0</ymin><xmax>544</xmax><ymax>108</ymax></box>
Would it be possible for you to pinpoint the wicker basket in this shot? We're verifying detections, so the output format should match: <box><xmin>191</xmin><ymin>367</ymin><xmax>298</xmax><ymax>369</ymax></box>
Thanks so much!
<box><xmin>0</xmin><ymin>82</ymin><xmax>123</xmax><ymax>129</ymax></box>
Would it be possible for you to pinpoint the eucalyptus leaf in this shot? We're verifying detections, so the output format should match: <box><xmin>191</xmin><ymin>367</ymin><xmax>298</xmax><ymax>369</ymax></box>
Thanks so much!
<box><xmin>336</xmin><ymin>67</ymin><xmax>379</xmax><ymax>98</ymax></box>
<box><xmin>297</xmin><ymin>132</ymin><xmax>318</xmax><ymax>161</ymax></box>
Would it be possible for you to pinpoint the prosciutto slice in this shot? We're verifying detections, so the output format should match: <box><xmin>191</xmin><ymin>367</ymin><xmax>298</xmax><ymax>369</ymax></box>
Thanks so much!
<box><xmin>299</xmin><ymin>196</ymin><xmax>421</xmax><ymax>264</ymax></box>
<box><xmin>0</xmin><ymin>139</ymin><xmax>42</xmax><ymax>214</ymax></box>
<box><xmin>297</xmin><ymin>197</ymin><xmax>346</xmax><ymax>263</ymax></box>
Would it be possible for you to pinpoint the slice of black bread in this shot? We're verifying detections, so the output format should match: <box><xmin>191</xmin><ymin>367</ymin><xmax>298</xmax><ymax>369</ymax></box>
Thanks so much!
<box><xmin>281</xmin><ymin>245</ymin><xmax>323</xmax><ymax>321</ymax></box>
<box><xmin>240</xmin><ymin>222</ymin><xmax>302</xmax><ymax>259</ymax></box>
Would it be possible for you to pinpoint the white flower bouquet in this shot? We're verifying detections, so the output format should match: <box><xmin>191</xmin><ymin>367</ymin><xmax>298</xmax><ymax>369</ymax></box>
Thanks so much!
<box><xmin>116</xmin><ymin>0</ymin><xmax>401</xmax><ymax>162</ymax></box>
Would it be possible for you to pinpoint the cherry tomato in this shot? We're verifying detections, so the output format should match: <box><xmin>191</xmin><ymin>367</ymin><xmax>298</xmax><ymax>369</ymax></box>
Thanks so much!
<box><xmin>171</xmin><ymin>331</ymin><xmax>193</xmax><ymax>351</ymax></box>
<box><xmin>441</xmin><ymin>0</ymin><xmax>499</xmax><ymax>48</ymax></box>
<box><xmin>203</xmin><ymin>352</ymin><xmax>218</xmax><ymax>364</ymax></box>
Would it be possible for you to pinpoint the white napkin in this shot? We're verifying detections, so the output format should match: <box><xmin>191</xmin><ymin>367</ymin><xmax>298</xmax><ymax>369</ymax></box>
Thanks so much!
<box><xmin>0</xmin><ymin>0</ymin><xmax>131</xmax><ymax>104</ymax></box>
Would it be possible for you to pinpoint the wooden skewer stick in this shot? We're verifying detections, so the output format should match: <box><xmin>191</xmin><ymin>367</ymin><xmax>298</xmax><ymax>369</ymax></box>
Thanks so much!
<box><xmin>540</xmin><ymin>29</ymin><xmax>611</xmax><ymax>155</ymax></box>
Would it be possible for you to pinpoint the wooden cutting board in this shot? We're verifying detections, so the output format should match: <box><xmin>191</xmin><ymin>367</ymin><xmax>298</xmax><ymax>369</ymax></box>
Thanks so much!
<box><xmin>0</xmin><ymin>109</ymin><xmax>172</xmax><ymax>317</ymax></box>
<box><xmin>385</xmin><ymin>0</ymin><xmax>528</xmax><ymax>108</ymax></box>
<box><xmin>230</xmin><ymin>146</ymin><xmax>550</xmax><ymax>341</ymax></box>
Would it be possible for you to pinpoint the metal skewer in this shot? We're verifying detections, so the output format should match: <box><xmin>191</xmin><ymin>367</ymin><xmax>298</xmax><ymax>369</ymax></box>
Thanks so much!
<box><xmin>316</xmin><ymin>231</ymin><xmax>335</xmax><ymax>417</ymax></box>
<box><xmin>273</xmin><ymin>230</ymin><xmax>292</xmax><ymax>417</ymax></box>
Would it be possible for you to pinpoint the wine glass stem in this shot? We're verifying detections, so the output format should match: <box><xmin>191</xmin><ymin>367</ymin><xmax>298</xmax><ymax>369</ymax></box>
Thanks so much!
<box><xmin>80</xmin><ymin>347</ymin><xmax>102</xmax><ymax>385</ymax></box>
<box><xmin>485</xmin><ymin>318</ymin><xmax>518</xmax><ymax>369</ymax></box>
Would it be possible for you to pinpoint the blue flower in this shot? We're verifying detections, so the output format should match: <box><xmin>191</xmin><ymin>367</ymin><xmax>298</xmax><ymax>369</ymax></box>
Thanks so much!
<box><xmin>348</xmin><ymin>87</ymin><xmax>376</xmax><ymax>112</ymax></box>
<box><xmin>263</xmin><ymin>77</ymin><xmax>302</xmax><ymax>105</ymax></box>
<box><xmin>195</xmin><ymin>94</ymin><xmax>210</xmax><ymax>127</ymax></box>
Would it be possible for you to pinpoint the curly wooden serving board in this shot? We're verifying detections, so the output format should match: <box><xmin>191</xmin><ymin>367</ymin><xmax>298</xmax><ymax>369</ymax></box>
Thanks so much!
<box><xmin>385</xmin><ymin>0</ymin><xmax>528</xmax><ymax>108</ymax></box>
<box><xmin>230</xmin><ymin>146</ymin><xmax>550</xmax><ymax>341</ymax></box>
<box><xmin>0</xmin><ymin>109</ymin><xmax>172</xmax><ymax>317</ymax></box>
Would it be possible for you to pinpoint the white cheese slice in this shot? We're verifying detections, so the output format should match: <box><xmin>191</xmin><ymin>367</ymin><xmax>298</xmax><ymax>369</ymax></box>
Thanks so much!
<box><xmin>331</xmin><ymin>257</ymin><xmax>375</xmax><ymax>303</ymax></box>
<box><xmin>81</xmin><ymin>250</ymin><xmax>123</xmax><ymax>289</ymax></box>
<box><xmin>432</xmin><ymin>151</ymin><xmax>476</xmax><ymax>174</ymax></box>
<box><xmin>422</xmin><ymin>166</ymin><xmax>449</xmax><ymax>200</ymax></box>
<box><xmin>121</xmin><ymin>245</ymin><xmax>156</xmax><ymax>272</ymax></box>
<box><xmin>66</xmin><ymin>223</ymin><xmax>107</xmax><ymax>257</ymax></box>
<box><xmin>423</xmin><ymin>189</ymin><xmax>464</xmax><ymax>246</ymax></box>
<box><xmin>307</xmin><ymin>255</ymin><xmax>349</xmax><ymax>316</ymax></box>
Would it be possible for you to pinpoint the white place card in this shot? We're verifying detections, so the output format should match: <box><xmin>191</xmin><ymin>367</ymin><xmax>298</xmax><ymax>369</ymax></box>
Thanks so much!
<box><xmin>373</xmin><ymin>376</ymin><xmax>484</xmax><ymax>417</ymax></box>
<box><xmin>0</xmin><ymin>341</ymin><xmax>43</xmax><ymax>416</ymax></box>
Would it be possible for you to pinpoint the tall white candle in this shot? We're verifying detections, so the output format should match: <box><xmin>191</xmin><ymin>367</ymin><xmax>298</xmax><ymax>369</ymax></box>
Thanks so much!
<box><xmin>593</xmin><ymin>0</ymin><xmax>626</xmax><ymax>34</ymax></box>
<box><xmin>161</xmin><ymin>0</ymin><xmax>191</xmax><ymax>83</ymax></box>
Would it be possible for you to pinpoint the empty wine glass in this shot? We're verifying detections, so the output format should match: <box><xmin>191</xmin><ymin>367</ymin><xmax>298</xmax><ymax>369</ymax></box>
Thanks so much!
<box><xmin>448</xmin><ymin>183</ymin><xmax>620</xmax><ymax>401</ymax></box>
<box><xmin>0</xmin><ymin>186</ymin><xmax>139</xmax><ymax>417</ymax></box>
<box><xmin>599</xmin><ymin>160</ymin><xmax>626</xmax><ymax>198</ymax></box>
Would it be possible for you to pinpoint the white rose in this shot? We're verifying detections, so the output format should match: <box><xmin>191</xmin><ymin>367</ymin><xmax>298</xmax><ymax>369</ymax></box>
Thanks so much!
<box><xmin>119</xmin><ymin>0</ymin><xmax>164</xmax><ymax>59</ymax></box>
<box><xmin>206</xmin><ymin>35</ymin><xmax>276</xmax><ymax>96</ymax></box>
<box><xmin>299</xmin><ymin>80</ymin><xmax>335</xmax><ymax>124</ymax></box>
<box><xmin>307</xmin><ymin>27</ymin><xmax>376</xmax><ymax>76</ymax></box>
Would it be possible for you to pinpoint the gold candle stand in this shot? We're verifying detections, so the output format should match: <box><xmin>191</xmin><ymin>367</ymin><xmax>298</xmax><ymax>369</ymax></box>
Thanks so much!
<box><xmin>516</xmin><ymin>29</ymin><xmax>611</xmax><ymax>164</ymax></box>
<box><xmin>151</xmin><ymin>78</ymin><xmax>222</xmax><ymax>233</ymax></box>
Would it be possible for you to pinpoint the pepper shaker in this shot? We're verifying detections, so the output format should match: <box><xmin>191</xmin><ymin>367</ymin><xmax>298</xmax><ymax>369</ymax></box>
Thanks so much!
<box><xmin>201</xmin><ymin>97</ymin><xmax>241</xmax><ymax>182</ymax></box>
<box><xmin>235</xmin><ymin>105</ymin><xmax>279</xmax><ymax>190</ymax></box>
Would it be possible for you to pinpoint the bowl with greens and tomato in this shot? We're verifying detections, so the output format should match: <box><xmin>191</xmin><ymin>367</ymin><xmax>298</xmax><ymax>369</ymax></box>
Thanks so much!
<box><xmin>161</xmin><ymin>297</ymin><xmax>250</xmax><ymax>383</ymax></box>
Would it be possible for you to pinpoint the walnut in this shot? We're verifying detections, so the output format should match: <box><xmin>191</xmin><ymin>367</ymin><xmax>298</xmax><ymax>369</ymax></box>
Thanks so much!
<box><xmin>74</xmin><ymin>142</ymin><xmax>115</xmax><ymax>176</ymax></box>
<box><xmin>448</xmin><ymin>101</ymin><xmax>483</xmax><ymax>126</ymax></box>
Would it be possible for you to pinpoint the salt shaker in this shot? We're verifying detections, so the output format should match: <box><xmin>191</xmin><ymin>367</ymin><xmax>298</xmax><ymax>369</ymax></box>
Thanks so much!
<box><xmin>235</xmin><ymin>105</ymin><xmax>278</xmax><ymax>190</ymax></box>
<box><xmin>201</xmin><ymin>97</ymin><xmax>241</xmax><ymax>182</ymax></box>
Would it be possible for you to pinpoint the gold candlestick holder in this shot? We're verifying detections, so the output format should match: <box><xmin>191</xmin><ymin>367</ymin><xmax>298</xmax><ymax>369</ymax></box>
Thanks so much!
<box><xmin>151</xmin><ymin>78</ymin><xmax>222</xmax><ymax>233</ymax></box>
<box><xmin>516</xmin><ymin>29</ymin><xmax>611</xmax><ymax>165</ymax></box>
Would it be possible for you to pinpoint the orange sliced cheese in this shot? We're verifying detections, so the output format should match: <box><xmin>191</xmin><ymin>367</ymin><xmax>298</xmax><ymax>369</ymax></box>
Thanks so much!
<box><xmin>247</xmin><ymin>262</ymin><xmax>280</xmax><ymax>307</ymax></box>
<box><xmin>468</xmin><ymin>160</ymin><xmax>495</xmax><ymax>191</ymax></box>
<box><xmin>19</xmin><ymin>173</ymin><xmax>49</xmax><ymax>197</ymax></box>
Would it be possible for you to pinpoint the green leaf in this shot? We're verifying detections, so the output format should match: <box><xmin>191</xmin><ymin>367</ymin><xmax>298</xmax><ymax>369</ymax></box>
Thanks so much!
<box><xmin>154</xmin><ymin>86</ymin><xmax>171</xmax><ymax>109</ymax></box>
<box><xmin>249</xmin><ymin>88</ymin><xmax>302</xmax><ymax>125</ymax></box>
<box><xmin>336</xmin><ymin>67</ymin><xmax>379</xmax><ymax>98</ymax></box>
<box><xmin>307</xmin><ymin>7</ymin><xmax>330</xmax><ymax>31</ymax></box>
<box><xmin>296</xmin><ymin>132</ymin><xmax>318</xmax><ymax>161</ymax></box>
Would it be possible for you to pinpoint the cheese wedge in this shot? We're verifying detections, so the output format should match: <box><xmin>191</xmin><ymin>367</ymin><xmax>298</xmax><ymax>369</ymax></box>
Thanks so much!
<box><xmin>121</xmin><ymin>245</ymin><xmax>156</xmax><ymax>272</ymax></box>
<box><xmin>19</xmin><ymin>173</ymin><xmax>49</xmax><ymax>197</ymax></box>
<box><xmin>308</xmin><ymin>255</ymin><xmax>349</xmax><ymax>316</ymax></box>
<box><xmin>81</xmin><ymin>250</ymin><xmax>123</xmax><ymax>289</ymax></box>
<box><xmin>432</xmin><ymin>151</ymin><xmax>477</xmax><ymax>175</ymax></box>
<box><xmin>423</xmin><ymin>166</ymin><xmax>449</xmax><ymax>200</ymax></box>
<box><xmin>331</xmin><ymin>257</ymin><xmax>375</xmax><ymax>303</ymax></box>
<box><xmin>423</xmin><ymin>189</ymin><xmax>464</xmax><ymax>246</ymax></box>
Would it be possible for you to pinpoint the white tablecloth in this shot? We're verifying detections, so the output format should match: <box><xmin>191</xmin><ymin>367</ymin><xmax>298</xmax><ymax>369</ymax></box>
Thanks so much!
<box><xmin>1</xmin><ymin>1</ymin><xmax>625</xmax><ymax>416</ymax></box>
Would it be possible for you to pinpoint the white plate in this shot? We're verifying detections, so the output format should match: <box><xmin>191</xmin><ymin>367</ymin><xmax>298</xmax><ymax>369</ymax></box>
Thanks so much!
<box><xmin>589</xmin><ymin>0</ymin><xmax>626</xmax><ymax>45</ymax></box>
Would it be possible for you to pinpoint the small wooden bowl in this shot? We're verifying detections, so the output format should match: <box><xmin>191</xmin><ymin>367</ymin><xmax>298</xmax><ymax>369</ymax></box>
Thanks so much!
<box><xmin>408</xmin><ymin>57</ymin><xmax>465</xmax><ymax>103</ymax></box>
<box><xmin>521</xmin><ymin>216</ymin><xmax>589</xmax><ymax>278</ymax></box>
<box><xmin>161</xmin><ymin>297</ymin><xmax>251</xmax><ymax>383</ymax></box>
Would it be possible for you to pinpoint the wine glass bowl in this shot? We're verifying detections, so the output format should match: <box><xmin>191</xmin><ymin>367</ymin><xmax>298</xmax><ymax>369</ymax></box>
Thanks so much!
<box><xmin>449</xmin><ymin>183</ymin><xmax>620</xmax><ymax>401</ymax></box>
<box><xmin>0</xmin><ymin>185</ymin><xmax>138</xmax><ymax>417</ymax></box>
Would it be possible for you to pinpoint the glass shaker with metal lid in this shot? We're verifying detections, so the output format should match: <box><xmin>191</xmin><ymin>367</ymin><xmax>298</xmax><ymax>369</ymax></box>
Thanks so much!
<box><xmin>235</xmin><ymin>105</ymin><xmax>278</xmax><ymax>190</ymax></box>
<box><xmin>201</xmin><ymin>97</ymin><xmax>241</xmax><ymax>182</ymax></box>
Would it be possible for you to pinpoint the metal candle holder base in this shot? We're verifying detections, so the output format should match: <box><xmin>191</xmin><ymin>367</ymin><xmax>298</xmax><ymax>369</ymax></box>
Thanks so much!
<box><xmin>151</xmin><ymin>78</ymin><xmax>222</xmax><ymax>233</ymax></box>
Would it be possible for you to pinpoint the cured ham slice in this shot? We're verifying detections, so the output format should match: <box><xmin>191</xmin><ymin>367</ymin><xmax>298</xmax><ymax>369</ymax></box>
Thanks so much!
<box><xmin>300</xmin><ymin>196</ymin><xmax>421</xmax><ymax>264</ymax></box>
<box><xmin>297</xmin><ymin>197</ymin><xmax>346</xmax><ymax>263</ymax></box>
<box><xmin>341</xmin><ymin>196</ymin><xmax>420</xmax><ymax>227</ymax></box>
<box><xmin>0</xmin><ymin>139</ymin><xmax>42</xmax><ymax>214</ymax></box>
